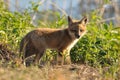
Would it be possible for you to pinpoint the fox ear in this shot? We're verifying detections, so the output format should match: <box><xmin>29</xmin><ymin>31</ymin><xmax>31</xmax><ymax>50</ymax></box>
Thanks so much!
<box><xmin>79</xmin><ymin>16</ymin><xmax>88</xmax><ymax>25</ymax></box>
<box><xmin>68</xmin><ymin>16</ymin><xmax>73</xmax><ymax>26</ymax></box>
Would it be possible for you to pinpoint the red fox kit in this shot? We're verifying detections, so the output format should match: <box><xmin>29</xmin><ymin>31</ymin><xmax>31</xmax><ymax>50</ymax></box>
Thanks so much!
<box><xmin>20</xmin><ymin>16</ymin><xmax>87</xmax><ymax>66</ymax></box>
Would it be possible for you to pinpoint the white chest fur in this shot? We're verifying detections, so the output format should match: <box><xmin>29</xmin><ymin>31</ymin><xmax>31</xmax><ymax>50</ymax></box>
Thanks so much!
<box><xmin>67</xmin><ymin>39</ymin><xmax>79</xmax><ymax>51</ymax></box>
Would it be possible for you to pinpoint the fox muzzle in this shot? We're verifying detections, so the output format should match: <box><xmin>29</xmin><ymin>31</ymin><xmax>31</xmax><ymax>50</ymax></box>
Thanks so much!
<box><xmin>75</xmin><ymin>34</ymin><xmax>80</xmax><ymax>38</ymax></box>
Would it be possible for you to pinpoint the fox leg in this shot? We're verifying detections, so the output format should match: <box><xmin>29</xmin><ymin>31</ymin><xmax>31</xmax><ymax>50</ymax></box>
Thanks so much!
<box><xmin>57</xmin><ymin>52</ymin><xmax>64</xmax><ymax>65</ymax></box>
<box><xmin>64</xmin><ymin>50</ymin><xmax>71</xmax><ymax>64</ymax></box>
<box><xmin>23</xmin><ymin>46</ymin><xmax>37</xmax><ymax>66</ymax></box>
<box><xmin>64</xmin><ymin>55</ymin><xmax>71</xmax><ymax>64</ymax></box>
<box><xmin>34</xmin><ymin>49</ymin><xmax>45</xmax><ymax>65</ymax></box>
<box><xmin>57</xmin><ymin>50</ymin><xmax>71</xmax><ymax>65</ymax></box>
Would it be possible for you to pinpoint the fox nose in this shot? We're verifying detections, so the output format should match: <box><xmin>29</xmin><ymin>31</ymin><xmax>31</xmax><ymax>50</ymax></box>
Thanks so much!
<box><xmin>75</xmin><ymin>34</ymin><xmax>80</xmax><ymax>38</ymax></box>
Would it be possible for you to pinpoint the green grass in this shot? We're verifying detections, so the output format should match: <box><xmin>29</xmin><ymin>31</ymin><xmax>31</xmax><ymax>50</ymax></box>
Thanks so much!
<box><xmin>0</xmin><ymin>0</ymin><xmax>120</xmax><ymax>80</ymax></box>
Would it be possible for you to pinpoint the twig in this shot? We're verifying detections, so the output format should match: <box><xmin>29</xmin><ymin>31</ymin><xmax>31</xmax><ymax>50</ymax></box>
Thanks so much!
<box><xmin>30</xmin><ymin>0</ymin><xmax>46</xmax><ymax>26</ymax></box>
<box><xmin>88</xmin><ymin>17</ymin><xmax>115</xmax><ymax>24</ymax></box>
<box><xmin>49</xmin><ymin>2</ymin><xmax>68</xmax><ymax>16</ymax></box>
<box><xmin>97</xmin><ymin>17</ymin><xmax>115</xmax><ymax>23</ymax></box>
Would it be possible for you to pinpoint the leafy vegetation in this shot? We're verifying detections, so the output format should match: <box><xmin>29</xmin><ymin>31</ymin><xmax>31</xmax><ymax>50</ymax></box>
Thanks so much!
<box><xmin>0</xmin><ymin>0</ymin><xmax>120</xmax><ymax>80</ymax></box>
<box><xmin>0</xmin><ymin>6</ymin><xmax>33</xmax><ymax>51</ymax></box>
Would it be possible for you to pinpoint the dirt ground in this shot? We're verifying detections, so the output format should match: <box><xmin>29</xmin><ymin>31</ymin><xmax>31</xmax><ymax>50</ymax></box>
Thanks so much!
<box><xmin>0</xmin><ymin>43</ymin><xmax>115</xmax><ymax>80</ymax></box>
<box><xmin>0</xmin><ymin>64</ymin><xmax>102</xmax><ymax>80</ymax></box>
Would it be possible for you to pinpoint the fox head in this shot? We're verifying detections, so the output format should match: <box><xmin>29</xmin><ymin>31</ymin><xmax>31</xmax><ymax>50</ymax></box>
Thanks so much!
<box><xmin>68</xmin><ymin>16</ymin><xmax>87</xmax><ymax>39</ymax></box>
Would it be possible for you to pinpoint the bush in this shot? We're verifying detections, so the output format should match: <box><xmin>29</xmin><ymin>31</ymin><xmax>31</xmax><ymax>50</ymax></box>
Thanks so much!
<box><xmin>71</xmin><ymin>16</ymin><xmax>120</xmax><ymax>68</ymax></box>
<box><xmin>0</xmin><ymin>2</ymin><xmax>33</xmax><ymax>50</ymax></box>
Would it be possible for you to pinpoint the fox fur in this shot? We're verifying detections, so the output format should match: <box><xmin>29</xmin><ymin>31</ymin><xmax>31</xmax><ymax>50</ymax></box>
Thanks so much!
<box><xmin>20</xmin><ymin>16</ymin><xmax>87</xmax><ymax>66</ymax></box>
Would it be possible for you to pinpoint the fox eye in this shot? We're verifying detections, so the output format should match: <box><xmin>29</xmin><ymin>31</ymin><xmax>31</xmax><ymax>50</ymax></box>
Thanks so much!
<box><xmin>80</xmin><ymin>29</ymin><xmax>83</xmax><ymax>32</ymax></box>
